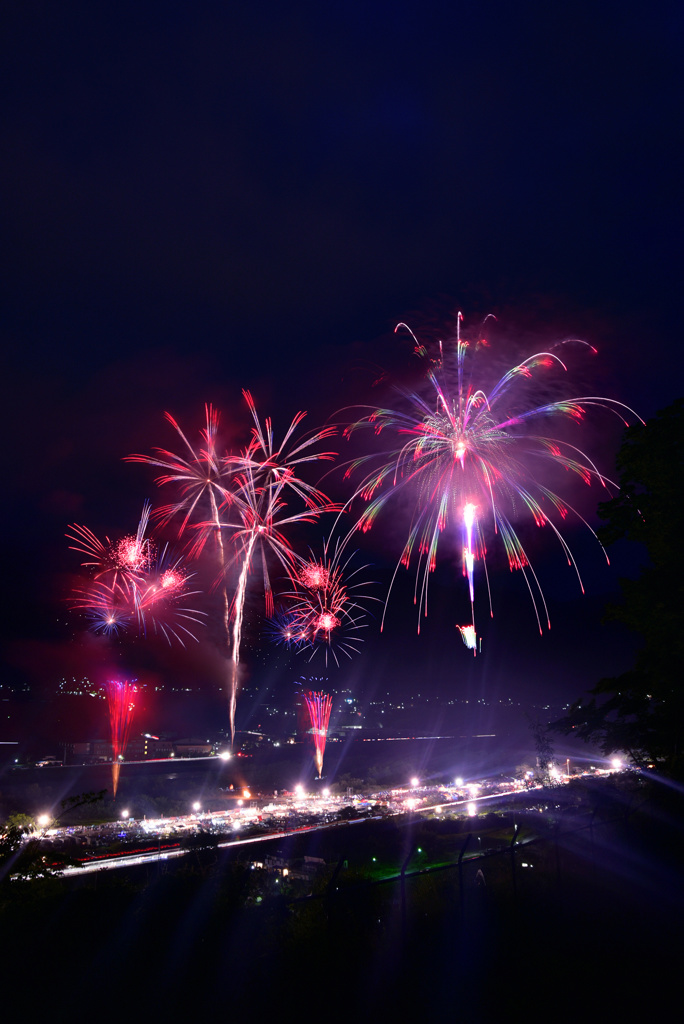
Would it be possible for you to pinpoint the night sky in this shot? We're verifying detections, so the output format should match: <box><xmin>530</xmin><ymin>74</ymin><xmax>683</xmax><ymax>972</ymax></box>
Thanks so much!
<box><xmin>2</xmin><ymin>2</ymin><xmax>683</xmax><ymax>722</ymax></box>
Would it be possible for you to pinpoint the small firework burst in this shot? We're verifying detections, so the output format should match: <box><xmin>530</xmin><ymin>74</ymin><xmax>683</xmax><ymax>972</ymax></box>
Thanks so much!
<box><xmin>299</xmin><ymin>561</ymin><xmax>331</xmax><ymax>590</ymax></box>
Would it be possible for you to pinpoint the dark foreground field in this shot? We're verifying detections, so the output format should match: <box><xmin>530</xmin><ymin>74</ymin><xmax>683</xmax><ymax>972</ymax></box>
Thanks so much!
<box><xmin>2</xmin><ymin>774</ymin><xmax>682</xmax><ymax>1021</ymax></box>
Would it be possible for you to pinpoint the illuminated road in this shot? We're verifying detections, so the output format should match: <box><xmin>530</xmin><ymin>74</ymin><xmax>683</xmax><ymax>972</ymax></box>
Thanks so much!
<box><xmin>58</xmin><ymin>815</ymin><xmax>380</xmax><ymax>876</ymax></box>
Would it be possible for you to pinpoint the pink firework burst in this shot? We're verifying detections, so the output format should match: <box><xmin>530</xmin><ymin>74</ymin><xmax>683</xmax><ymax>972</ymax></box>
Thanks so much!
<box><xmin>343</xmin><ymin>315</ymin><xmax>643</xmax><ymax>640</ymax></box>
<box><xmin>68</xmin><ymin>507</ymin><xmax>205</xmax><ymax>646</ymax></box>
<box><xmin>276</xmin><ymin>540</ymin><xmax>377</xmax><ymax>667</ymax></box>
<box><xmin>67</xmin><ymin>502</ymin><xmax>152</xmax><ymax>585</ymax></box>
<box><xmin>299</xmin><ymin>560</ymin><xmax>331</xmax><ymax>590</ymax></box>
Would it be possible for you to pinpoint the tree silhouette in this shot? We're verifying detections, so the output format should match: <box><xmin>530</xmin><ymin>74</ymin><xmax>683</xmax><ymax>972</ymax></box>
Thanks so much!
<box><xmin>553</xmin><ymin>399</ymin><xmax>684</xmax><ymax>775</ymax></box>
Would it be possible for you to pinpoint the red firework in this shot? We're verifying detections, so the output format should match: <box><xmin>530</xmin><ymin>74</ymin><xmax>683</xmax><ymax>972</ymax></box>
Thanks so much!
<box><xmin>105</xmin><ymin>679</ymin><xmax>137</xmax><ymax>796</ymax></box>
<box><xmin>303</xmin><ymin>691</ymin><xmax>333</xmax><ymax>778</ymax></box>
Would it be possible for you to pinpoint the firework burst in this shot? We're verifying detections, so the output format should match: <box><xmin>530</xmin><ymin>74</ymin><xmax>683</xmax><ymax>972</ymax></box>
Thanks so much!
<box><xmin>133</xmin><ymin>545</ymin><xmax>205</xmax><ymax>645</ymax></box>
<box><xmin>67</xmin><ymin>502</ymin><xmax>152</xmax><ymax>584</ymax></box>
<box><xmin>68</xmin><ymin>506</ymin><xmax>205</xmax><ymax>646</ymax></box>
<box><xmin>273</xmin><ymin>540</ymin><xmax>377</xmax><ymax>667</ymax></box>
<box><xmin>344</xmin><ymin>315</ymin><xmax>643</xmax><ymax>642</ymax></box>
<box><xmin>217</xmin><ymin>391</ymin><xmax>339</xmax><ymax>741</ymax></box>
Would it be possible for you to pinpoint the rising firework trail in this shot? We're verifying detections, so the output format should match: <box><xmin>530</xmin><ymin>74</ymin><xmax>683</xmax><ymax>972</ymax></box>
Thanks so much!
<box><xmin>303</xmin><ymin>690</ymin><xmax>333</xmax><ymax>778</ymax></box>
<box><xmin>344</xmin><ymin>315</ymin><xmax>642</xmax><ymax>641</ymax></box>
<box><xmin>105</xmin><ymin>678</ymin><xmax>136</xmax><ymax>797</ymax></box>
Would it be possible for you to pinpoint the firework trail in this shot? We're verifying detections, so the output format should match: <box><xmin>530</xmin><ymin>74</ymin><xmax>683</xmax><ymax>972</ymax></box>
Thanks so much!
<box><xmin>220</xmin><ymin>391</ymin><xmax>338</xmax><ymax>742</ymax></box>
<box><xmin>343</xmin><ymin>315</ymin><xmax>642</xmax><ymax>645</ymax></box>
<box><xmin>105</xmin><ymin>678</ymin><xmax>136</xmax><ymax>797</ymax></box>
<box><xmin>303</xmin><ymin>690</ymin><xmax>333</xmax><ymax>778</ymax></box>
<box><xmin>275</xmin><ymin>540</ymin><xmax>377</xmax><ymax>667</ymax></box>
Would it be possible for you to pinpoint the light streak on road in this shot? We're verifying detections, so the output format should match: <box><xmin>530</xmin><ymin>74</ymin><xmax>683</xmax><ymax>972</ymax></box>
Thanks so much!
<box><xmin>57</xmin><ymin>816</ymin><xmax>380</xmax><ymax>877</ymax></box>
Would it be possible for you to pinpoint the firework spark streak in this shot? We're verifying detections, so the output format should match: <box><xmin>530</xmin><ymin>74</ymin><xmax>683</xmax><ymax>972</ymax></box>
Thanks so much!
<box><xmin>344</xmin><ymin>315</ymin><xmax>642</xmax><ymax>640</ymax></box>
<box><xmin>105</xmin><ymin>679</ymin><xmax>136</xmax><ymax>797</ymax></box>
<box><xmin>303</xmin><ymin>691</ymin><xmax>333</xmax><ymax>778</ymax></box>
<box><xmin>458</xmin><ymin>624</ymin><xmax>478</xmax><ymax>652</ymax></box>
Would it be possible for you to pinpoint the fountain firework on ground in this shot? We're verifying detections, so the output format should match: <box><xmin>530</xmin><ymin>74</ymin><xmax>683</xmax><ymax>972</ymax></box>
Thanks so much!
<box><xmin>303</xmin><ymin>690</ymin><xmax>333</xmax><ymax>778</ymax></box>
<box><xmin>343</xmin><ymin>315</ymin><xmax>643</xmax><ymax>646</ymax></box>
<box><xmin>105</xmin><ymin>678</ymin><xmax>136</xmax><ymax>797</ymax></box>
